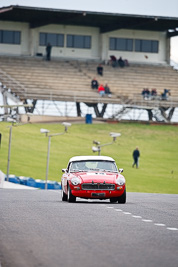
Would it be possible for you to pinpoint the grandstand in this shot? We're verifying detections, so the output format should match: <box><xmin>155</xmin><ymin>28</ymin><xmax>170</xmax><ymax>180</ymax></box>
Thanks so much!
<box><xmin>0</xmin><ymin>55</ymin><xmax>178</xmax><ymax>122</ymax></box>
<box><xmin>0</xmin><ymin>5</ymin><xmax>178</xmax><ymax>122</ymax></box>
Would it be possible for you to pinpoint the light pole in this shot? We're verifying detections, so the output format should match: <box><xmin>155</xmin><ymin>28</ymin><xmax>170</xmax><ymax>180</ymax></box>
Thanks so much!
<box><xmin>40</xmin><ymin>122</ymin><xmax>71</xmax><ymax>190</ymax></box>
<box><xmin>6</xmin><ymin>118</ymin><xmax>16</xmax><ymax>182</ymax></box>
<box><xmin>6</xmin><ymin>118</ymin><xmax>31</xmax><ymax>181</ymax></box>
<box><xmin>6</xmin><ymin>125</ymin><xmax>12</xmax><ymax>182</ymax></box>
<box><xmin>92</xmin><ymin>132</ymin><xmax>121</xmax><ymax>155</ymax></box>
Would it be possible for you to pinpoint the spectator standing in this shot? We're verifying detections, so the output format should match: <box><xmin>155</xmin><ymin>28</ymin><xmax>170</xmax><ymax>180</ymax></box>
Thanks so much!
<box><xmin>97</xmin><ymin>64</ymin><xmax>103</xmax><ymax>76</ymax></box>
<box><xmin>91</xmin><ymin>77</ymin><xmax>99</xmax><ymax>89</ymax></box>
<box><xmin>98</xmin><ymin>84</ymin><xmax>105</xmax><ymax>97</ymax></box>
<box><xmin>46</xmin><ymin>43</ymin><xmax>52</xmax><ymax>61</ymax></box>
<box><xmin>132</xmin><ymin>147</ymin><xmax>140</xmax><ymax>168</ymax></box>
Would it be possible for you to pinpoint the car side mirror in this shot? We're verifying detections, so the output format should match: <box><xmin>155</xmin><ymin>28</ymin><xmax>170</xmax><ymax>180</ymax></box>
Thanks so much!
<box><xmin>62</xmin><ymin>168</ymin><xmax>67</xmax><ymax>173</ymax></box>
<box><xmin>119</xmin><ymin>168</ymin><xmax>123</xmax><ymax>173</ymax></box>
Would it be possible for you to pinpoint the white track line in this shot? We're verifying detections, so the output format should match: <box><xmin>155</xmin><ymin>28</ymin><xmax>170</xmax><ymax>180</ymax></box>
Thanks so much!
<box><xmin>167</xmin><ymin>227</ymin><xmax>178</xmax><ymax>231</ymax></box>
<box><xmin>115</xmin><ymin>209</ymin><xmax>123</xmax><ymax>211</ymax></box>
<box><xmin>154</xmin><ymin>223</ymin><xmax>166</xmax><ymax>227</ymax></box>
<box><xmin>106</xmin><ymin>206</ymin><xmax>178</xmax><ymax>232</ymax></box>
<box><xmin>132</xmin><ymin>215</ymin><xmax>142</xmax><ymax>218</ymax></box>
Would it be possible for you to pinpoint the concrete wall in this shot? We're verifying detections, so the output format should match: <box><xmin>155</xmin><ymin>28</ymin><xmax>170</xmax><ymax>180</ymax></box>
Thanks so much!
<box><xmin>0</xmin><ymin>20</ymin><xmax>170</xmax><ymax>64</ymax></box>
<box><xmin>20</xmin><ymin>114</ymin><xmax>84</xmax><ymax>123</ymax></box>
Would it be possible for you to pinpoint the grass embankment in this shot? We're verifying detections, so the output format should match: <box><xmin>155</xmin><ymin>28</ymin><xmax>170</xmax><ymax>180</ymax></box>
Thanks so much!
<box><xmin>0</xmin><ymin>122</ymin><xmax>178</xmax><ymax>194</ymax></box>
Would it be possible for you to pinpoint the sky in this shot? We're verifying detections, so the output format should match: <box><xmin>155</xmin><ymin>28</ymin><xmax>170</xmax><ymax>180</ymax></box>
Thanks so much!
<box><xmin>0</xmin><ymin>0</ymin><xmax>178</xmax><ymax>62</ymax></box>
<box><xmin>0</xmin><ymin>0</ymin><xmax>178</xmax><ymax>17</ymax></box>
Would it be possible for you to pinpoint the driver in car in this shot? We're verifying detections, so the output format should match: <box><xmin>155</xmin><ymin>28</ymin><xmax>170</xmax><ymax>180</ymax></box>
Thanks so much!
<box><xmin>79</xmin><ymin>161</ymin><xmax>88</xmax><ymax>170</ymax></box>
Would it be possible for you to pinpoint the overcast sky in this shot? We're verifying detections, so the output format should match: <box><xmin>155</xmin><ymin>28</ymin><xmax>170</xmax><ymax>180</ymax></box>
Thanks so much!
<box><xmin>0</xmin><ymin>0</ymin><xmax>178</xmax><ymax>17</ymax></box>
<box><xmin>0</xmin><ymin>0</ymin><xmax>178</xmax><ymax>61</ymax></box>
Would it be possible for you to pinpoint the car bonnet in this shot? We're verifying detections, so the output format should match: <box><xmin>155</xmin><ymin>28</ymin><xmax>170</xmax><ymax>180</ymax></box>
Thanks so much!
<box><xmin>73</xmin><ymin>171</ymin><xmax>118</xmax><ymax>183</ymax></box>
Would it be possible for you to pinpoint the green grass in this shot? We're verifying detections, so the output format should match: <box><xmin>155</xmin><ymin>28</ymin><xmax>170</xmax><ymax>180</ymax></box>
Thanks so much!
<box><xmin>0</xmin><ymin>121</ymin><xmax>178</xmax><ymax>194</ymax></box>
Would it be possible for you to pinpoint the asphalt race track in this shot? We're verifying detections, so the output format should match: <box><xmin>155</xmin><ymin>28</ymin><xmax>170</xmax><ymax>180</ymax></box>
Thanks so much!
<box><xmin>0</xmin><ymin>190</ymin><xmax>178</xmax><ymax>267</ymax></box>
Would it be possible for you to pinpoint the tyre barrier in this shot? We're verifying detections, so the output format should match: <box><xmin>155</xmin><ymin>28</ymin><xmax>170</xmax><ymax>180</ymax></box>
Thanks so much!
<box><xmin>47</xmin><ymin>181</ymin><xmax>61</xmax><ymax>190</ymax></box>
<box><xmin>5</xmin><ymin>175</ymin><xmax>61</xmax><ymax>190</ymax></box>
<box><xmin>7</xmin><ymin>175</ymin><xmax>21</xmax><ymax>184</ymax></box>
<box><xmin>35</xmin><ymin>179</ymin><xmax>45</xmax><ymax>189</ymax></box>
<box><xmin>19</xmin><ymin>176</ymin><xmax>36</xmax><ymax>187</ymax></box>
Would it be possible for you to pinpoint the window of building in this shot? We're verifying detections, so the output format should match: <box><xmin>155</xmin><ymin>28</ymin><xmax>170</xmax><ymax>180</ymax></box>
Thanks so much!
<box><xmin>135</xmin><ymin>39</ymin><xmax>159</xmax><ymax>53</ymax></box>
<box><xmin>109</xmin><ymin>37</ymin><xmax>159</xmax><ymax>54</ymax></box>
<box><xmin>39</xmin><ymin>33</ymin><xmax>64</xmax><ymax>47</ymax></box>
<box><xmin>0</xmin><ymin>30</ymin><xmax>21</xmax><ymax>44</ymax></box>
<box><xmin>67</xmin><ymin>35</ymin><xmax>91</xmax><ymax>49</ymax></box>
<box><xmin>109</xmin><ymin>37</ymin><xmax>133</xmax><ymax>51</ymax></box>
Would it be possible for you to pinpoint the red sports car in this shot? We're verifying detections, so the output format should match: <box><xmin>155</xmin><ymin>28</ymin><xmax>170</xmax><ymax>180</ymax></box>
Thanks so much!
<box><xmin>61</xmin><ymin>156</ymin><xmax>126</xmax><ymax>203</ymax></box>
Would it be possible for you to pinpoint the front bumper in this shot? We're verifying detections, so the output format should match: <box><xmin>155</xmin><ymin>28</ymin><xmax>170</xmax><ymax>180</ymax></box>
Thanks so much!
<box><xmin>70</xmin><ymin>185</ymin><xmax>125</xmax><ymax>199</ymax></box>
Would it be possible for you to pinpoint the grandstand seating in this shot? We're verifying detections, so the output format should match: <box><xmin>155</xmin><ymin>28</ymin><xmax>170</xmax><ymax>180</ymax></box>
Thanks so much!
<box><xmin>0</xmin><ymin>56</ymin><xmax>178</xmax><ymax>107</ymax></box>
<box><xmin>79</xmin><ymin>61</ymin><xmax>178</xmax><ymax>98</ymax></box>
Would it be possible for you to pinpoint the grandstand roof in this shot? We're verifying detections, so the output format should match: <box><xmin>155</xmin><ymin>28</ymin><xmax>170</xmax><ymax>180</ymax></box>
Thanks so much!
<box><xmin>0</xmin><ymin>5</ymin><xmax>178</xmax><ymax>36</ymax></box>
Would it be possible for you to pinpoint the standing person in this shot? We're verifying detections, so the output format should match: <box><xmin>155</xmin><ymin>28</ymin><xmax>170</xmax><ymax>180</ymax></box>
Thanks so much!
<box><xmin>132</xmin><ymin>147</ymin><xmax>140</xmax><ymax>168</ymax></box>
<box><xmin>97</xmin><ymin>64</ymin><xmax>103</xmax><ymax>76</ymax></box>
<box><xmin>46</xmin><ymin>43</ymin><xmax>52</xmax><ymax>61</ymax></box>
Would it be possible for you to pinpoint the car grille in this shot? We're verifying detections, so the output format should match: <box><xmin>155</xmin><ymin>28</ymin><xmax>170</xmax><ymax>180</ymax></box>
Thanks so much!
<box><xmin>82</xmin><ymin>183</ymin><xmax>115</xmax><ymax>190</ymax></box>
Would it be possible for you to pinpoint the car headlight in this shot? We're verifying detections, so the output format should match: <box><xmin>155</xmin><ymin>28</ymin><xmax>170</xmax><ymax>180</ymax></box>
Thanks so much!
<box><xmin>116</xmin><ymin>177</ymin><xmax>125</xmax><ymax>185</ymax></box>
<box><xmin>71</xmin><ymin>177</ymin><xmax>81</xmax><ymax>185</ymax></box>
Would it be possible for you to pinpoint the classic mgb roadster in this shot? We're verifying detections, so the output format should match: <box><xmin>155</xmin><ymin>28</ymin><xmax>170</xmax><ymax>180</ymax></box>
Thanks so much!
<box><xmin>61</xmin><ymin>156</ymin><xmax>126</xmax><ymax>203</ymax></box>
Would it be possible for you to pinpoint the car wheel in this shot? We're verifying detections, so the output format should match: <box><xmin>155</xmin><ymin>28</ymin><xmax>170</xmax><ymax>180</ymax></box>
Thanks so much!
<box><xmin>117</xmin><ymin>189</ymin><xmax>126</xmax><ymax>204</ymax></box>
<box><xmin>110</xmin><ymin>197</ymin><xmax>118</xmax><ymax>203</ymax></box>
<box><xmin>61</xmin><ymin>186</ymin><xmax>68</xmax><ymax>201</ymax></box>
<box><xmin>67</xmin><ymin>185</ymin><xmax>76</xmax><ymax>203</ymax></box>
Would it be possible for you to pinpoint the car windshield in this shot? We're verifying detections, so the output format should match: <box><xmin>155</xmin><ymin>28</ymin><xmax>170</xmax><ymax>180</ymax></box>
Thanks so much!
<box><xmin>70</xmin><ymin>160</ymin><xmax>118</xmax><ymax>172</ymax></box>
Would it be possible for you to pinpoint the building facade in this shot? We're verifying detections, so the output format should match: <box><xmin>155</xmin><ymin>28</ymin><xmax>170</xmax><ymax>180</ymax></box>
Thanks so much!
<box><xmin>0</xmin><ymin>16</ymin><xmax>171</xmax><ymax>64</ymax></box>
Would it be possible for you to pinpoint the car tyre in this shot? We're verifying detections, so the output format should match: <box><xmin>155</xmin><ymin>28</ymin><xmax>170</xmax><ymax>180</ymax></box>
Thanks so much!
<box><xmin>110</xmin><ymin>197</ymin><xmax>118</xmax><ymax>203</ymax></box>
<box><xmin>117</xmin><ymin>189</ymin><xmax>126</xmax><ymax>204</ymax></box>
<box><xmin>61</xmin><ymin>186</ymin><xmax>68</xmax><ymax>201</ymax></box>
<box><xmin>67</xmin><ymin>185</ymin><xmax>76</xmax><ymax>203</ymax></box>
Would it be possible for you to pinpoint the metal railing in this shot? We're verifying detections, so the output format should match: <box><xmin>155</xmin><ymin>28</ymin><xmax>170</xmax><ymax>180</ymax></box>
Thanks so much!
<box><xmin>131</xmin><ymin>94</ymin><xmax>178</xmax><ymax>109</ymax></box>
